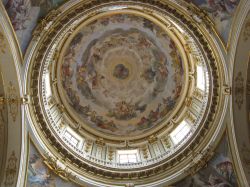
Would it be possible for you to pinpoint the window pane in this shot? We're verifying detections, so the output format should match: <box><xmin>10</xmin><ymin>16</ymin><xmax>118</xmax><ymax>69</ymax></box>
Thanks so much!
<box><xmin>120</xmin><ymin>159</ymin><xmax>128</xmax><ymax>164</ymax></box>
<box><xmin>170</xmin><ymin>121</ymin><xmax>191</xmax><ymax>144</ymax></box>
<box><xmin>128</xmin><ymin>158</ymin><xmax>137</xmax><ymax>163</ymax></box>
<box><xmin>71</xmin><ymin>138</ymin><xmax>78</xmax><ymax>145</ymax></box>
<box><xmin>44</xmin><ymin>73</ymin><xmax>52</xmax><ymax>97</ymax></box>
<box><xmin>120</xmin><ymin>155</ymin><xmax>127</xmax><ymax>159</ymax></box>
<box><xmin>128</xmin><ymin>155</ymin><xmax>136</xmax><ymax>159</ymax></box>
<box><xmin>64</xmin><ymin>131</ymin><xmax>79</xmax><ymax>146</ymax></box>
<box><xmin>64</xmin><ymin>131</ymin><xmax>72</xmax><ymax>139</ymax></box>
<box><xmin>117</xmin><ymin>150</ymin><xmax>138</xmax><ymax>163</ymax></box>
<box><xmin>197</xmin><ymin>65</ymin><xmax>205</xmax><ymax>90</ymax></box>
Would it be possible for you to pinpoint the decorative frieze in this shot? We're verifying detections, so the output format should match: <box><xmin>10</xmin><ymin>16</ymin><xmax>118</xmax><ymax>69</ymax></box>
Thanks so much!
<box><xmin>25</xmin><ymin>0</ymin><xmax>223</xmax><ymax>183</ymax></box>
<box><xmin>4</xmin><ymin>151</ymin><xmax>17</xmax><ymax>186</ymax></box>
<box><xmin>234</xmin><ymin>72</ymin><xmax>244</xmax><ymax>109</ymax></box>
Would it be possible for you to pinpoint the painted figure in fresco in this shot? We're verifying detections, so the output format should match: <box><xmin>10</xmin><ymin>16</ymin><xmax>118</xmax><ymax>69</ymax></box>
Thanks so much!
<box><xmin>136</xmin><ymin>103</ymin><xmax>162</xmax><ymax>130</ymax></box>
<box><xmin>215</xmin><ymin>160</ymin><xmax>236</xmax><ymax>185</ymax></box>
<box><xmin>141</xmin><ymin>68</ymin><xmax>156</xmax><ymax>83</ymax></box>
<box><xmin>28</xmin><ymin>153</ymin><xmax>54</xmax><ymax>187</ymax></box>
<box><xmin>59</xmin><ymin>14</ymin><xmax>185</xmax><ymax>136</ymax></box>
<box><xmin>207</xmin><ymin>174</ymin><xmax>233</xmax><ymax>187</ymax></box>
<box><xmin>6</xmin><ymin>0</ymin><xmax>31</xmax><ymax>30</ymax></box>
<box><xmin>163</xmin><ymin>97</ymin><xmax>176</xmax><ymax>110</ymax></box>
<box><xmin>173</xmin><ymin>136</ymin><xmax>238</xmax><ymax>187</ymax></box>
<box><xmin>186</xmin><ymin>0</ymin><xmax>239</xmax><ymax>22</ymax></box>
<box><xmin>30</xmin><ymin>0</ymin><xmax>65</xmax><ymax>17</ymax></box>
<box><xmin>184</xmin><ymin>0</ymin><xmax>239</xmax><ymax>42</ymax></box>
<box><xmin>143</xmin><ymin>18</ymin><xmax>154</xmax><ymax>32</ymax></box>
<box><xmin>4</xmin><ymin>151</ymin><xmax>18</xmax><ymax>186</ymax></box>
<box><xmin>113</xmin><ymin>64</ymin><xmax>129</xmax><ymax>80</ymax></box>
<box><xmin>107</xmin><ymin>101</ymin><xmax>147</xmax><ymax>121</ymax></box>
<box><xmin>77</xmin><ymin>79</ymin><xmax>94</xmax><ymax>100</ymax></box>
<box><xmin>96</xmin><ymin>120</ymin><xmax>118</xmax><ymax>132</ymax></box>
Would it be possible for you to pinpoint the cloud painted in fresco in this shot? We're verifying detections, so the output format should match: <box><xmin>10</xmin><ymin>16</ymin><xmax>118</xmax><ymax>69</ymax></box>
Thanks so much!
<box><xmin>185</xmin><ymin>0</ymin><xmax>240</xmax><ymax>44</ymax></box>
<box><xmin>27</xmin><ymin>142</ymin><xmax>79</xmax><ymax>187</ymax></box>
<box><xmin>4</xmin><ymin>0</ymin><xmax>66</xmax><ymax>54</ymax></box>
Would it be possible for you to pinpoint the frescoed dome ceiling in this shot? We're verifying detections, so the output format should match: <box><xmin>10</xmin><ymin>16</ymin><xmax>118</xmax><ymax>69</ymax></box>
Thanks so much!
<box><xmin>2</xmin><ymin>0</ymin><xmax>250</xmax><ymax>186</ymax></box>
<box><xmin>59</xmin><ymin>13</ymin><xmax>185</xmax><ymax>137</ymax></box>
<box><xmin>23</xmin><ymin>0</ymin><xmax>230</xmax><ymax>186</ymax></box>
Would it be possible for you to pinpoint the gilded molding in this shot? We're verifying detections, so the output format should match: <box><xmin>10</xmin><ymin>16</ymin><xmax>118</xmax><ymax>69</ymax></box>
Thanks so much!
<box><xmin>234</xmin><ymin>72</ymin><xmax>244</xmax><ymax>110</ymax></box>
<box><xmin>0</xmin><ymin>31</ymin><xmax>6</xmax><ymax>54</ymax></box>
<box><xmin>24</xmin><ymin>0</ymin><xmax>226</xmax><ymax>185</ymax></box>
<box><xmin>186</xmin><ymin>146</ymin><xmax>214</xmax><ymax>176</ymax></box>
<box><xmin>0</xmin><ymin>82</ymin><xmax>20</xmax><ymax>122</ymax></box>
<box><xmin>243</xmin><ymin>18</ymin><xmax>250</xmax><ymax>41</ymax></box>
<box><xmin>43</xmin><ymin>153</ymin><xmax>77</xmax><ymax>181</ymax></box>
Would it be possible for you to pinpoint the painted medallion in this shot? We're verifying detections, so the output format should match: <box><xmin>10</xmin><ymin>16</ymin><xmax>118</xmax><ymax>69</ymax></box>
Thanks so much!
<box><xmin>59</xmin><ymin>13</ymin><xmax>185</xmax><ymax>136</ymax></box>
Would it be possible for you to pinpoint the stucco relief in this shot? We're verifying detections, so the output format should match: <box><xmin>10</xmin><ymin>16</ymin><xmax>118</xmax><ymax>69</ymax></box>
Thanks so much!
<box><xmin>241</xmin><ymin>143</ymin><xmax>250</xmax><ymax>174</ymax></box>
<box><xmin>23</xmin><ymin>0</ymin><xmax>227</xmax><ymax>185</ymax></box>
<box><xmin>6</xmin><ymin>81</ymin><xmax>18</xmax><ymax>122</ymax></box>
<box><xmin>0</xmin><ymin>71</ymin><xmax>8</xmax><ymax>185</ymax></box>
<box><xmin>234</xmin><ymin>72</ymin><xmax>244</xmax><ymax>110</ymax></box>
<box><xmin>0</xmin><ymin>31</ymin><xmax>6</xmax><ymax>54</ymax></box>
<box><xmin>243</xmin><ymin>18</ymin><xmax>250</xmax><ymax>41</ymax></box>
<box><xmin>232</xmin><ymin>9</ymin><xmax>250</xmax><ymax>186</ymax></box>
<box><xmin>4</xmin><ymin>151</ymin><xmax>17</xmax><ymax>187</ymax></box>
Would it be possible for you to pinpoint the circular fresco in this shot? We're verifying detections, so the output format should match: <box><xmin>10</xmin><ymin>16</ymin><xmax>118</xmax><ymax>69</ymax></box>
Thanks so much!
<box><xmin>59</xmin><ymin>13</ymin><xmax>185</xmax><ymax>136</ymax></box>
<box><xmin>26</xmin><ymin>1</ymin><xmax>226</xmax><ymax>184</ymax></box>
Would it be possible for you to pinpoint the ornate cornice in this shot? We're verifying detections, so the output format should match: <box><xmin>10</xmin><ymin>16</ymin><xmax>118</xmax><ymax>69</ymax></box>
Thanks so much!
<box><xmin>24</xmin><ymin>0</ymin><xmax>227</xmax><ymax>186</ymax></box>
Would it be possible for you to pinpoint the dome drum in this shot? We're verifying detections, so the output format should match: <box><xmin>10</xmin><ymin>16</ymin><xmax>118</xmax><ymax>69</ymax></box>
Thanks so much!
<box><xmin>24</xmin><ymin>0</ymin><xmax>227</xmax><ymax>185</ymax></box>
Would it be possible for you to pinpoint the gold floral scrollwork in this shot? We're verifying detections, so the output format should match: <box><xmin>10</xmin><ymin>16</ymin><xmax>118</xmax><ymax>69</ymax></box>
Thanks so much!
<box><xmin>148</xmin><ymin>135</ymin><xmax>158</xmax><ymax>144</ymax></box>
<box><xmin>247</xmin><ymin>81</ymin><xmax>250</xmax><ymax>96</ymax></box>
<box><xmin>162</xmin><ymin>137</ymin><xmax>172</xmax><ymax>149</ymax></box>
<box><xmin>108</xmin><ymin>149</ymin><xmax>114</xmax><ymax>161</ymax></box>
<box><xmin>234</xmin><ymin>72</ymin><xmax>244</xmax><ymax>110</ymax></box>
<box><xmin>184</xmin><ymin>43</ymin><xmax>192</xmax><ymax>53</ymax></box>
<box><xmin>193</xmin><ymin>89</ymin><xmax>204</xmax><ymax>100</ymax></box>
<box><xmin>241</xmin><ymin>143</ymin><xmax>250</xmax><ymax>172</ymax></box>
<box><xmin>223</xmin><ymin>85</ymin><xmax>231</xmax><ymax>95</ymax></box>
<box><xmin>185</xmin><ymin>97</ymin><xmax>193</xmax><ymax>107</ymax></box>
<box><xmin>4</xmin><ymin>151</ymin><xmax>18</xmax><ymax>186</ymax></box>
<box><xmin>142</xmin><ymin>146</ymin><xmax>149</xmax><ymax>159</ymax></box>
<box><xmin>0</xmin><ymin>32</ymin><xmax>6</xmax><ymax>54</ymax></box>
<box><xmin>7</xmin><ymin>82</ymin><xmax>19</xmax><ymax>122</ymax></box>
<box><xmin>96</xmin><ymin>138</ymin><xmax>105</xmax><ymax>146</ymax></box>
<box><xmin>84</xmin><ymin>141</ymin><xmax>92</xmax><ymax>153</ymax></box>
<box><xmin>44</xmin><ymin>153</ymin><xmax>76</xmax><ymax>181</ymax></box>
<box><xmin>0</xmin><ymin>82</ymin><xmax>20</xmax><ymax>122</ymax></box>
<box><xmin>243</xmin><ymin>19</ymin><xmax>250</xmax><ymax>41</ymax></box>
<box><xmin>186</xmin><ymin>111</ymin><xmax>196</xmax><ymax>124</ymax></box>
